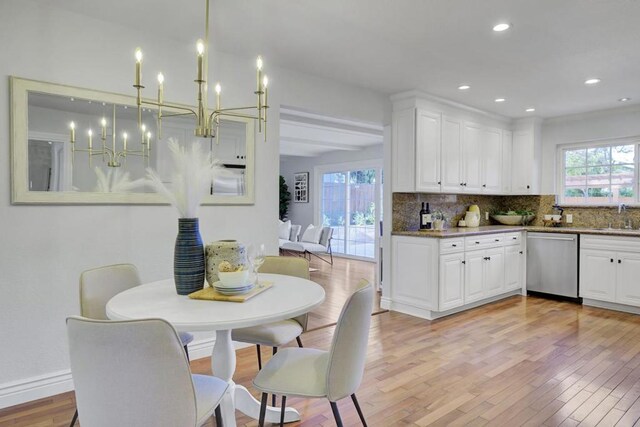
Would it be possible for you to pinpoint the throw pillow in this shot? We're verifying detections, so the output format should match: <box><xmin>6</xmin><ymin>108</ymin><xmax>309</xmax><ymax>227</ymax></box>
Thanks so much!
<box><xmin>301</xmin><ymin>224</ymin><xmax>323</xmax><ymax>243</ymax></box>
<box><xmin>278</xmin><ymin>220</ymin><xmax>292</xmax><ymax>240</ymax></box>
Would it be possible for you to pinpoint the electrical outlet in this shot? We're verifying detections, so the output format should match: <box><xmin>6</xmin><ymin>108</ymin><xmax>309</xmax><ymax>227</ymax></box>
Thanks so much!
<box><xmin>485</xmin><ymin>211</ymin><xmax>489</xmax><ymax>220</ymax></box>
<box><xmin>566</xmin><ymin>214</ymin><xmax>573</xmax><ymax>224</ymax></box>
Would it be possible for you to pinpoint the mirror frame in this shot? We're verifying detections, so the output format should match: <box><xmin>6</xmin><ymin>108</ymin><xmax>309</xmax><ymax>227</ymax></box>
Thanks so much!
<box><xmin>10</xmin><ymin>76</ymin><xmax>255</xmax><ymax>205</ymax></box>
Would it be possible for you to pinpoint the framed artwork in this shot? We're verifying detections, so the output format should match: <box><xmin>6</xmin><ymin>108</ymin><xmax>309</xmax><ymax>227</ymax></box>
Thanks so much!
<box><xmin>293</xmin><ymin>172</ymin><xmax>309</xmax><ymax>203</ymax></box>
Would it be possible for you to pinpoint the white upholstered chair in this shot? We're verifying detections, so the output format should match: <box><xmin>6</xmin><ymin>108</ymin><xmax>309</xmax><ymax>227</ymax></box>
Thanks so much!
<box><xmin>253</xmin><ymin>280</ymin><xmax>373</xmax><ymax>427</ymax></box>
<box><xmin>66</xmin><ymin>316</ymin><xmax>227</xmax><ymax>427</ymax></box>
<box><xmin>69</xmin><ymin>263</ymin><xmax>194</xmax><ymax>426</ymax></box>
<box><xmin>280</xmin><ymin>226</ymin><xmax>334</xmax><ymax>265</ymax></box>
<box><xmin>231</xmin><ymin>256</ymin><xmax>310</xmax><ymax>370</ymax></box>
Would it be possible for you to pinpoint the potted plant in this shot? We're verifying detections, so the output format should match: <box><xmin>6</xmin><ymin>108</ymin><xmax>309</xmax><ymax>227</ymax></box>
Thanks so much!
<box><xmin>279</xmin><ymin>175</ymin><xmax>291</xmax><ymax>220</ymax></box>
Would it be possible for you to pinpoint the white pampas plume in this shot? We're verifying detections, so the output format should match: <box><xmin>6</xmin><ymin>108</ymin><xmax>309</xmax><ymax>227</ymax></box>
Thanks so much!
<box><xmin>145</xmin><ymin>138</ymin><xmax>223</xmax><ymax>218</ymax></box>
<box><xmin>94</xmin><ymin>167</ymin><xmax>146</xmax><ymax>193</ymax></box>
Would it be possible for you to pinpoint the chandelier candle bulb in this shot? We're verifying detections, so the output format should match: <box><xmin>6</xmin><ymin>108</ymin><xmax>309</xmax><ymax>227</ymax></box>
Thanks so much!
<box><xmin>134</xmin><ymin>48</ymin><xmax>142</xmax><ymax>87</ymax></box>
<box><xmin>69</xmin><ymin>122</ymin><xmax>75</xmax><ymax>143</ymax></box>
<box><xmin>141</xmin><ymin>124</ymin><xmax>146</xmax><ymax>145</ymax></box>
<box><xmin>196</xmin><ymin>40</ymin><xmax>205</xmax><ymax>82</ymax></box>
<box><xmin>123</xmin><ymin>132</ymin><xmax>128</xmax><ymax>152</ymax></box>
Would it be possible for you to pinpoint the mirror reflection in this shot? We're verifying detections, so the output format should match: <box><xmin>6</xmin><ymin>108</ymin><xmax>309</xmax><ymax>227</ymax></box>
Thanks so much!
<box><xmin>25</xmin><ymin>89</ymin><xmax>249</xmax><ymax>198</ymax></box>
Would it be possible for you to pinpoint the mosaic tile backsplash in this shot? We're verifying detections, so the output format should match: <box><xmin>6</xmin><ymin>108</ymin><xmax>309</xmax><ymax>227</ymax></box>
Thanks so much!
<box><xmin>392</xmin><ymin>193</ymin><xmax>640</xmax><ymax>231</ymax></box>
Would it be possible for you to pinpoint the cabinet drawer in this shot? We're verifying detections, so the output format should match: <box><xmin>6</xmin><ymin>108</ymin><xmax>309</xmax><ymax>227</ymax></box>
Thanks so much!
<box><xmin>503</xmin><ymin>233</ymin><xmax>522</xmax><ymax>246</ymax></box>
<box><xmin>465</xmin><ymin>234</ymin><xmax>503</xmax><ymax>250</ymax></box>
<box><xmin>440</xmin><ymin>238</ymin><xmax>464</xmax><ymax>254</ymax></box>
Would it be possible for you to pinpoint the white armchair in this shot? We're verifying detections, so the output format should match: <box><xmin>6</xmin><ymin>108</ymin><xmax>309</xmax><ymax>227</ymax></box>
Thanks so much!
<box><xmin>280</xmin><ymin>226</ymin><xmax>334</xmax><ymax>265</ymax></box>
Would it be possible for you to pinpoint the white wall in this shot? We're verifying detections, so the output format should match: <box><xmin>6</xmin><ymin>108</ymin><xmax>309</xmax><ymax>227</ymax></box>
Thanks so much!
<box><xmin>0</xmin><ymin>0</ymin><xmax>390</xmax><ymax>407</ymax></box>
<box><xmin>540</xmin><ymin>105</ymin><xmax>640</xmax><ymax>193</ymax></box>
<box><xmin>280</xmin><ymin>144</ymin><xmax>383</xmax><ymax>228</ymax></box>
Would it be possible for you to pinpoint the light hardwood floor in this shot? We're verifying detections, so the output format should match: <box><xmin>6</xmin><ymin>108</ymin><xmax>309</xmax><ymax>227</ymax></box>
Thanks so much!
<box><xmin>6</xmin><ymin>277</ymin><xmax>640</xmax><ymax>425</ymax></box>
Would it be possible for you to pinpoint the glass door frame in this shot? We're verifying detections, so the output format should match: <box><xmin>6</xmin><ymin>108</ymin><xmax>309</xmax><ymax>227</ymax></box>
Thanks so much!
<box><xmin>314</xmin><ymin>159</ymin><xmax>383</xmax><ymax>263</ymax></box>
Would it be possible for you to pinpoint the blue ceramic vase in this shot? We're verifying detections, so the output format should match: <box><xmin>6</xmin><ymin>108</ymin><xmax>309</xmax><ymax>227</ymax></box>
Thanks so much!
<box><xmin>174</xmin><ymin>218</ymin><xmax>205</xmax><ymax>295</ymax></box>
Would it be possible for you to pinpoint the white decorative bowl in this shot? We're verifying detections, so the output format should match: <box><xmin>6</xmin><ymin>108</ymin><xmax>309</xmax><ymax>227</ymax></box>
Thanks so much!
<box><xmin>217</xmin><ymin>270</ymin><xmax>250</xmax><ymax>288</ymax></box>
<box><xmin>491</xmin><ymin>214</ymin><xmax>535</xmax><ymax>225</ymax></box>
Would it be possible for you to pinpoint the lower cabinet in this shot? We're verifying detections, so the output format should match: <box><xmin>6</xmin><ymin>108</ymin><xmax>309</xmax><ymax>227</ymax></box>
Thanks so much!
<box><xmin>580</xmin><ymin>247</ymin><xmax>640</xmax><ymax>306</ymax></box>
<box><xmin>439</xmin><ymin>252</ymin><xmax>465</xmax><ymax>311</ymax></box>
<box><xmin>390</xmin><ymin>233</ymin><xmax>524</xmax><ymax>319</ymax></box>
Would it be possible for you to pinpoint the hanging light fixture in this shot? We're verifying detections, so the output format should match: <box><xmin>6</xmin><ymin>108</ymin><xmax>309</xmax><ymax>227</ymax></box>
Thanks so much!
<box><xmin>69</xmin><ymin>105</ymin><xmax>151</xmax><ymax>168</ymax></box>
<box><xmin>132</xmin><ymin>0</ymin><xmax>269</xmax><ymax>141</ymax></box>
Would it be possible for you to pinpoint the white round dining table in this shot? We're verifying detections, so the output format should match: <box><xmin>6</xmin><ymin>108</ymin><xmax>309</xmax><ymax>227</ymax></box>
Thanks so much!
<box><xmin>106</xmin><ymin>273</ymin><xmax>325</xmax><ymax>426</ymax></box>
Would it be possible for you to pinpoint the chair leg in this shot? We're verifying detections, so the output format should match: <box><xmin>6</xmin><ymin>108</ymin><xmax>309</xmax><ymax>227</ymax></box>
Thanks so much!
<box><xmin>330</xmin><ymin>401</ymin><xmax>344</xmax><ymax>427</ymax></box>
<box><xmin>272</xmin><ymin>347</ymin><xmax>278</xmax><ymax>407</ymax></box>
<box><xmin>215</xmin><ymin>405</ymin><xmax>223</xmax><ymax>427</ymax></box>
<box><xmin>351</xmin><ymin>394</ymin><xmax>368</xmax><ymax>427</ymax></box>
<box><xmin>184</xmin><ymin>344</ymin><xmax>190</xmax><ymax>361</ymax></box>
<box><xmin>258</xmin><ymin>392</ymin><xmax>268</xmax><ymax>427</ymax></box>
<box><xmin>69</xmin><ymin>409</ymin><xmax>78</xmax><ymax>427</ymax></box>
<box><xmin>256</xmin><ymin>344</ymin><xmax>262</xmax><ymax>370</ymax></box>
<box><xmin>296</xmin><ymin>336</ymin><xmax>303</xmax><ymax>348</ymax></box>
<box><xmin>280</xmin><ymin>395</ymin><xmax>287</xmax><ymax>427</ymax></box>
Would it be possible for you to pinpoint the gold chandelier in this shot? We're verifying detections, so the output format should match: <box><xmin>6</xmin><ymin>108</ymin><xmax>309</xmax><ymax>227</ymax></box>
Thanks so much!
<box><xmin>69</xmin><ymin>104</ymin><xmax>151</xmax><ymax>168</ymax></box>
<box><xmin>132</xmin><ymin>0</ymin><xmax>269</xmax><ymax>141</ymax></box>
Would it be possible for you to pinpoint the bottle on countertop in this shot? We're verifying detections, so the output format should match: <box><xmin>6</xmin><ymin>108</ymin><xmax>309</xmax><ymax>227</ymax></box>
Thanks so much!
<box><xmin>420</xmin><ymin>202</ymin><xmax>432</xmax><ymax>230</ymax></box>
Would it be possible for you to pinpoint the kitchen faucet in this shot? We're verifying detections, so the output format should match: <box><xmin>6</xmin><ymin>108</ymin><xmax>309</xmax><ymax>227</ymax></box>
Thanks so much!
<box><xmin>619</xmin><ymin>203</ymin><xmax>632</xmax><ymax>229</ymax></box>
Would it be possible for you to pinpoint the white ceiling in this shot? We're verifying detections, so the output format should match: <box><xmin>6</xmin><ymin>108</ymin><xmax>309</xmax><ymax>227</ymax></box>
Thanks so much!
<box><xmin>44</xmin><ymin>0</ymin><xmax>640</xmax><ymax>118</ymax></box>
<box><xmin>279</xmin><ymin>108</ymin><xmax>383</xmax><ymax>157</ymax></box>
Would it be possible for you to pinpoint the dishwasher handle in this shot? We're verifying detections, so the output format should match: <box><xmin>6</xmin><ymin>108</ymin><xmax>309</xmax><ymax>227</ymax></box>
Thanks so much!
<box><xmin>527</xmin><ymin>235</ymin><xmax>576</xmax><ymax>241</ymax></box>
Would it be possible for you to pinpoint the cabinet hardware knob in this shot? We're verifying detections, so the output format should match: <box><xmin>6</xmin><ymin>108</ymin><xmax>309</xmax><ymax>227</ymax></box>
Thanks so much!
<box><xmin>438</xmin><ymin>181</ymin><xmax>441</xmax><ymax>184</ymax></box>
<box><xmin>452</xmin><ymin>244</ymin><xmax>457</xmax><ymax>247</ymax></box>
<box><xmin>495</xmin><ymin>239</ymin><xmax>500</xmax><ymax>242</ymax></box>
<box><xmin>483</xmin><ymin>184</ymin><xmax>487</xmax><ymax>188</ymax></box>
<box><xmin>611</xmin><ymin>258</ymin><xmax>614</xmax><ymax>262</ymax></box>
<box><xmin>527</xmin><ymin>185</ymin><xmax>530</xmax><ymax>189</ymax></box>
<box><xmin>464</xmin><ymin>183</ymin><xmax>467</xmax><ymax>186</ymax></box>
<box><xmin>460</xmin><ymin>183</ymin><xmax>464</xmax><ymax>186</ymax></box>
<box><xmin>519</xmin><ymin>251</ymin><xmax>523</xmax><ymax>254</ymax></box>
<box><xmin>462</xmin><ymin>260</ymin><xmax>466</xmax><ymax>264</ymax></box>
<box><xmin>513</xmin><ymin>237</ymin><xmax>517</xmax><ymax>240</ymax></box>
<box><xmin>475</xmin><ymin>241</ymin><xmax>480</xmax><ymax>244</ymax></box>
<box><xmin>619</xmin><ymin>259</ymin><xmax>622</xmax><ymax>264</ymax></box>
<box><xmin>488</xmin><ymin>256</ymin><xmax>491</xmax><ymax>260</ymax></box>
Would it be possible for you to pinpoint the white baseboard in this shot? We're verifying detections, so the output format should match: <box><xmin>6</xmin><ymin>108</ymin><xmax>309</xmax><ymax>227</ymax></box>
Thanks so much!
<box><xmin>0</xmin><ymin>369</ymin><xmax>74</xmax><ymax>410</ymax></box>
<box><xmin>0</xmin><ymin>338</ymin><xmax>252</xmax><ymax>410</ymax></box>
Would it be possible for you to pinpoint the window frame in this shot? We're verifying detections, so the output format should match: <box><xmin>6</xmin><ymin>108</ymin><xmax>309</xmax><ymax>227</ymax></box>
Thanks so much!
<box><xmin>556</xmin><ymin>136</ymin><xmax>640</xmax><ymax>206</ymax></box>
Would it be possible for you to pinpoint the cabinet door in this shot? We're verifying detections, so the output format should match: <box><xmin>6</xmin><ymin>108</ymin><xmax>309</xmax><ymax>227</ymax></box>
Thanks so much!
<box><xmin>391</xmin><ymin>109</ymin><xmax>416</xmax><ymax>192</ymax></box>
<box><xmin>511</xmin><ymin>130</ymin><xmax>533</xmax><ymax>194</ymax></box>
<box><xmin>439</xmin><ymin>253</ymin><xmax>465</xmax><ymax>311</ymax></box>
<box><xmin>484</xmin><ymin>247</ymin><xmax>505</xmax><ymax>297</ymax></box>
<box><xmin>501</xmin><ymin>130</ymin><xmax>512</xmax><ymax>194</ymax></box>
<box><xmin>462</xmin><ymin>122</ymin><xmax>483</xmax><ymax>192</ymax></box>
<box><xmin>441</xmin><ymin>116</ymin><xmax>463</xmax><ymax>193</ymax></box>
<box><xmin>580</xmin><ymin>249</ymin><xmax>616</xmax><ymax>302</ymax></box>
<box><xmin>504</xmin><ymin>245</ymin><xmax>522</xmax><ymax>291</ymax></box>
<box><xmin>482</xmin><ymin>127</ymin><xmax>503</xmax><ymax>194</ymax></box>
<box><xmin>415</xmin><ymin>110</ymin><xmax>442</xmax><ymax>192</ymax></box>
<box><xmin>616</xmin><ymin>251</ymin><xmax>640</xmax><ymax>307</ymax></box>
<box><xmin>464</xmin><ymin>250</ymin><xmax>485</xmax><ymax>303</ymax></box>
<box><xmin>391</xmin><ymin>237</ymin><xmax>437</xmax><ymax>309</ymax></box>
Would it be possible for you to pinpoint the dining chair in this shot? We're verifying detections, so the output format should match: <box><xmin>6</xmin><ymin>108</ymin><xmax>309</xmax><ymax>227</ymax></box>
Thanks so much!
<box><xmin>69</xmin><ymin>263</ymin><xmax>195</xmax><ymax>427</ymax></box>
<box><xmin>253</xmin><ymin>280</ymin><xmax>373</xmax><ymax>427</ymax></box>
<box><xmin>66</xmin><ymin>316</ymin><xmax>227</xmax><ymax>427</ymax></box>
<box><xmin>231</xmin><ymin>256</ymin><xmax>310</xmax><ymax>370</ymax></box>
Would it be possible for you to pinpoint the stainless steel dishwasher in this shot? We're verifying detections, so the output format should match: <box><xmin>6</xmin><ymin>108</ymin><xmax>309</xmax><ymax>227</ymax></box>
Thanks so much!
<box><xmin>526</xmin><ymin>232</ymin><xmax>579</xmax><ymax>299</ymax></box>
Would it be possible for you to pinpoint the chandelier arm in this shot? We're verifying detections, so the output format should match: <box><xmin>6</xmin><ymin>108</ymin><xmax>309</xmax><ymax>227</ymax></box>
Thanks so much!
<box><xmin>161</xmin><ymin>111</ymin><xmax>197</xmax><ymax>118</ymax></box>
<box><xmin>140</xmin><ymin>99</ymin><xmax>197</xmax><ymax>116</ymax></box>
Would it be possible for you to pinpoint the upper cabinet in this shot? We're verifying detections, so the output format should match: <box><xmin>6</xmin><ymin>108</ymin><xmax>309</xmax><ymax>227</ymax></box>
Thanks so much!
<box><xmin>390</xmin><ymin>96</ymin><xmax>541</xmax><ymax>196</ymax></box>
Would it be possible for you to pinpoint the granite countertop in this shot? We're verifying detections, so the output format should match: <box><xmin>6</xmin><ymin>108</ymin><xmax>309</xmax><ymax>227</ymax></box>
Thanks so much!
<box><xmin>392</xmin><ymin>225</ymin><xmax>640</xmax><ymax>238</ymax></box>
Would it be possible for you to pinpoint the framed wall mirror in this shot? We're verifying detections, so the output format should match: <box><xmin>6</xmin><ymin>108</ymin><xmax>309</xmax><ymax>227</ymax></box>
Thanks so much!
<box><xmin>10</xmin><ymin>77</ymin><xmax>255</xmax><ymax>204</ymax></box>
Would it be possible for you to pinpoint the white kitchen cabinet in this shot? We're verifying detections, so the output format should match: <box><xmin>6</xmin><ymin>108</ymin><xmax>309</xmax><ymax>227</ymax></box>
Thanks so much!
<box><xmin>464</xmin><ymin>250</ymin><xmax>485</xmax><ymax>303</ymax></box>
<box><xmin>391</xmin><ymin>108</ymin><xmax>415</xmax><ymax>192</ymax></box>
<box><xmin>391</xmin><ymin>236</ymin><xmax>437</xmax><ymax>310</ymax></box>
<box><xmin>580</xmin><ymin>249</ymin><xmax>617</xmax><ymax>302</ymax></box>
<box><xmin>511</xmin><ymin>123</ymin><xmax>541</xmax><ymax>194</ymax></box>
<box><xmin>415</xmin><ymin>109</ymin><xmax>442</xmax><ymax>192</ymax></box>
<box><xmin>439</xmin><ymin>252</ymin><xmax>465</xmax><ymax>311</ymax></box>
<box><xmin>462</xmin><ymin>122</ymin><xmax>483</xmax><ymax>192</ymax></box>
<box><xmin>484</xmin><ymin>247</ymin><xmax>505</xmax><ymax>297</ymax></box>
<box><xmin>616</xmin><ymin>252</ymin><xmax>640</xmax><ymax>307</ymax></box>
<box><xmin>441</xmin><ymin>116</ymin><xmax>463</xmax><ymax>192</ymax></box>
<box><xmin>504</xmin><ymin>245</ymin><xmax>523</xmax><ymax>291</ymax></box>
<box><xmin>482</xmin><ymin>127</ymin><xmax>503</xmax><ymax>193</ymax></box>
<box><xmin>501</xmin><ymin>130</ymin><xmax>513</xmax><ymax>194</ymax></box>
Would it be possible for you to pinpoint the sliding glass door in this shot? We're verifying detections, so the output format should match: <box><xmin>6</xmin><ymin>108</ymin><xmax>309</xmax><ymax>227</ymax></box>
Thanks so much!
<box><xmin>319</xmin><ymin>164</ymin><xmax>382</xmax><ymax>260</ymax></box>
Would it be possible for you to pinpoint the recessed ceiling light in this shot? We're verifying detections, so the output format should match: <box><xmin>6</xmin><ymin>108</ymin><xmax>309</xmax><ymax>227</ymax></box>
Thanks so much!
<box><xmin>493</xmin><ymin>23</ymin><xmax>511</xmax><ymax>32</ymax></box>
<box><xmin>70</xmin><ymin>97</ymin><xmax>75</xmax><ymax>101</ymax></box>
<box><xmin>458</xmin><ymin>85</ymin><xmax>470</xmax><ymax>90</ymax></box>
<box><xmin>525</xmin><ymin>108</ymin><xmax>536</xmax><ymax>112</ymax></box>
<box><xmin>619</xmin><ymin>97</ymin><xmax>631</xmax><ymax>102</ymax></box>
<box><xmin>495</xmin><ymin>98</ymin><xmax>506</xmax><ymax>103</ymax></box>
<box><xmin>584</xmin><ymin>78</ymin><xmax>601</xmax><ymax>85</ymax></box>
